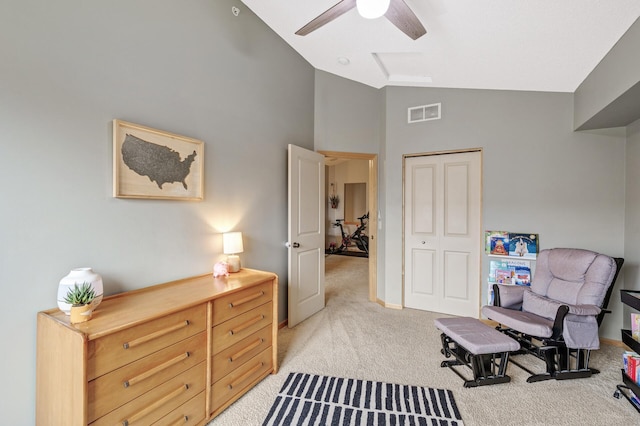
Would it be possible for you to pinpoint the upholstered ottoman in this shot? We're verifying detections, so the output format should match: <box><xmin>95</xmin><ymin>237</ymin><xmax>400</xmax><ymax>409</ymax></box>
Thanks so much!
<box><xmin>435</xmin><ymin>317</ymin><xmax>520</xmax><ymax>387</ymax></box>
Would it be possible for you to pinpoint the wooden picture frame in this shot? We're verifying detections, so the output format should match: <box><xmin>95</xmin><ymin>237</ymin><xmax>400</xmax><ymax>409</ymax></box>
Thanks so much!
<box><xmin>113</xmin><ymin>120</ymin><xmax>204</xmax><ymax>200</ymax></box>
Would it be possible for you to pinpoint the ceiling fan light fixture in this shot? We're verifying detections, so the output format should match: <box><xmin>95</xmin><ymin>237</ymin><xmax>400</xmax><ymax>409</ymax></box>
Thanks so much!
<box><xmin>356</xmin><ymin>0</ymin><xmax>390</xmax><ymax>20</ymax></box>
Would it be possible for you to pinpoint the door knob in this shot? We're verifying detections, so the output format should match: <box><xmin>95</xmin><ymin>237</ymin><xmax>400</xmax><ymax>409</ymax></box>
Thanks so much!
<box><xmin>286</xmin><ymin>242</ymin><xmax>300</xmax><ymax>248</ymax></box>
<box><xmin>421</xmin><ymin>241</ymin><xmax>426</xmax><ymax>244</ymax></box>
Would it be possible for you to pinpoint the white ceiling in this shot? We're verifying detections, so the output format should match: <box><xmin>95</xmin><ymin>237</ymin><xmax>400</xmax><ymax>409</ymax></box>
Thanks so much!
<box><xmin>239</xmin><ymin>0</ymin><xmax>640</xmax><ymax>92</ymax></box>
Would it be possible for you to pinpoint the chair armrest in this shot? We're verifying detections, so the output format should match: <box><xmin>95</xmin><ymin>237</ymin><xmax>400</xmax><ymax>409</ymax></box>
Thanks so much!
<box><xmin>523</xmin><ymin>291</ymin><xmax>602</xmax><ymax>319</ymax></box>
<box><xmin>493</xmin><ymin>284</ymin><xmax>526</xmax><ymax>309</ymax></box>
<box><xmin>550</xmin><ymin>303</ymin><xmax>600</xmax><ymax>341</ymax></box>
<box><xmin>565</xmin><ymin>303</ymin><xmax>601</xmax><ymax>316</ymax></box>
<box><xmin>520</xmin><ymin>290</ymin><xmax>603</xmax><ymax>342</ymax></box>
<box><xmin>551</xmin><ymin>305</ymin><xmax>570</xmax><ymax>340</ymax></box>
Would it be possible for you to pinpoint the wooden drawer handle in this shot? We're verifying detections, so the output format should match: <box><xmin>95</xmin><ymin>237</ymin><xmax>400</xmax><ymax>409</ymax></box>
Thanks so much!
<box><xmin>228</xmin><ymin>362</ymin><xmax>264</xmax><ymax>390</ymax></box>
<box><xmin>229</xmin><ymin>338</ymin><xmax>264</xmax><ymax>363</ymax></box>
<box><xmin>124</xmin><ymin>352</ymin><xmax>190</xmax><ymax>388</ymax></box>
<box><xmin>229</xmin><ymin>290</ymin><xmax>265</xmax><ymax>308</ymax></box>
<box><xmin>169</xmin><ymin>415</ymin><xmax>188</xmax><ymax>426</ymax></box>
<box><xmin>229</xmin><ymin>315</ymin><xmax>265</xmax><ymax>336</ymax></box>
<box><xmin>122</xmin><ymin>384</ymin><xmax>190</xmax><ymax>426</ymax></box>
<box><xmin>123</xmin><ymin>321</ymin><xmax>190</xmax><ymax>350</ymax></box>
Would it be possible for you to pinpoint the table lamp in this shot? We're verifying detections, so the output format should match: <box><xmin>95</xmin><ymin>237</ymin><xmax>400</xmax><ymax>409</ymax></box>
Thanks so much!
<box><xmin>223</xmin><ymin>231</ymin><xmax>244</xmax><ymax>272</ymax></box>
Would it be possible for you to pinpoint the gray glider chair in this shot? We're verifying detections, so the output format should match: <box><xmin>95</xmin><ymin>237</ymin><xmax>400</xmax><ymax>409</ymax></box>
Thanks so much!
<box><xmin>482</xmin><ymin>248</ymin><xmax>623</xmax><ymax>383</ymax></box>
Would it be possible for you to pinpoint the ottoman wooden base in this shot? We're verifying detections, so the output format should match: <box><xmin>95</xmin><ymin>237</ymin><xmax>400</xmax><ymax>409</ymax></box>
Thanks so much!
<box><xmin>435</xmin><ymin>317</ymin><xmax>520</xmax><ymax>388</ymax></box>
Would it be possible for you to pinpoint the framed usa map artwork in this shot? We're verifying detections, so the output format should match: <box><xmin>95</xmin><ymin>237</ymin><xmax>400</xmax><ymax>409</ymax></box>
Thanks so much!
<box><xmin>113</xmin><ymin>120</ymin><xmax>204</xmax><ymax>201</ymax></box>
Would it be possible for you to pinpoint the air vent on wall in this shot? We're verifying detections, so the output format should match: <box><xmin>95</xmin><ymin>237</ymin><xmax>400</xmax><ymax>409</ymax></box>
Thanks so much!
<box><xmin>408</xmin><ymin>103</ymin><xmax>441</xmax><ymax>123</ymax></box>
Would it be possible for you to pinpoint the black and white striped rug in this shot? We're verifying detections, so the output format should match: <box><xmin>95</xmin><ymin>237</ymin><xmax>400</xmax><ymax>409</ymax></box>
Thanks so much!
<box><xmin>263</xmin><ymin>372</ymin><xmax>464</xmax><ymax>426</ymax></box>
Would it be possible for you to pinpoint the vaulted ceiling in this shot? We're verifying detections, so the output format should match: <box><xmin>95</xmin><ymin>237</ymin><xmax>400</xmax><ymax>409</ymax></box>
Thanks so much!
<box><xmin>240</xmin><ymin>0</ymin><xmax>640</xmax><ymax>92</ymax></box>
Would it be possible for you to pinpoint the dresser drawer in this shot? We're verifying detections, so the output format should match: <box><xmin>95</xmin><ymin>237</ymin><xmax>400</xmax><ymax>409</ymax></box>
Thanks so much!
<box><xmin>212</xmin><ymin>325</ymin><xmax>272</xmax><ymax>383</ymax></box>
<box><xmin>88</xmin><ymin>304</ymin><xmax>206</xmax><ymax>380</ymax></box>
<box><xmin>152</xmin><ymin>391</ymin><xmax>205</xmax><ymax>426</ymax></box>
<box><xmin>212</xmin><ymin>281</ymin><xmax>272</xmax><ymax>326</ymax></box>
<box><xmin>90</xmin><ymin>361</ymin><xmax>206</xmax><ymax>426</ymax></box>
<box><xmin>88</xmin><ymin>331</ymin><xmax>207</xmax><ymax>423</ymax></box>
<box><xmin>211</xmin><ymin>348</ymin><xmax>273</xmax><ymax>411</ymax></box>
<box><xmin>212</xmin><ymin>302</ymin><xmax>272</xmax><ymax>355</ymax></box>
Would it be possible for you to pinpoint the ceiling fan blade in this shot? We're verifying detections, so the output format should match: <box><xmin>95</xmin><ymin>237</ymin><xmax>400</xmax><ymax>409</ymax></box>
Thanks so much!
<box><xmin>295</xmin><ymin>0</ymin><xmax>357</xmax><ymax>36</ymax></box>
<box><xmin>385</xmin><ymin>0</ymin><xmax>426</xmax><ymax>40</ymax></box>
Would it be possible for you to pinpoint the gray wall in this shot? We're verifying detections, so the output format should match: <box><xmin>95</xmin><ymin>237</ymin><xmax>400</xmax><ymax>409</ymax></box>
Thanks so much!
<box><xmin>574</xmin><ymin>17</ymin><xmax>640</xmax><ymax>130</ymax></box>
<box><xmin>314</xmin><ymin>71</ymin><xmax>384</xmax><ymax>154</ymax></box>
<box><xmin>314</xmin><ymin>70</ymin><xmax>386</xmax><ymax>296</ymax></box>
<box><xmin>0</xmin><ymin>1</ymin><xmax>314</xmax><ymax>423</ymax></box>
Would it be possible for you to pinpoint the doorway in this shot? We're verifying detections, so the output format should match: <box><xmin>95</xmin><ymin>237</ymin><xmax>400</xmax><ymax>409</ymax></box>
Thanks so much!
<box><xmin>319</xmin><ymin>151</ymin><xmax>377</xmax><ymax>303</ymax></box>
<box><xmin>403</xmin><ymin>150</ymin><xmax>482</xmax><ymax>317</ymax></box>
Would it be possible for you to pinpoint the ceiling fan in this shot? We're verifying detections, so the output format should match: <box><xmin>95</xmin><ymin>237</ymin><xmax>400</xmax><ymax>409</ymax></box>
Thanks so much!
<box><xmin>295</xmin><ymin>0</ymin><xmax>426</xmax><ymax>40</ymax></box>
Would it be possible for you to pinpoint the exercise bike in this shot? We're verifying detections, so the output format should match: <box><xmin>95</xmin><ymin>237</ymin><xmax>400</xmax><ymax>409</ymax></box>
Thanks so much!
<box><xmin>330</xmin><ymin>212</ymin><xmax>369</xmax><ymax>255</ymax></box>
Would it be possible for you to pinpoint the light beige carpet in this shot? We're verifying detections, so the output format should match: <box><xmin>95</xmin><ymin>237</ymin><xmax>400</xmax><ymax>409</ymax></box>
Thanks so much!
<box><xmin>211</xmin><ymin>255</ymin><xmax>637</xmax><ymax>425</ymax></box>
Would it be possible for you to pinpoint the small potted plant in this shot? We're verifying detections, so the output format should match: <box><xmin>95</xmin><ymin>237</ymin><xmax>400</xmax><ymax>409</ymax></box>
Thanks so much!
<box><xmin>63</xmin><ymin>282</ymin><xmax>96</xmax><ymax>324</ymax></box>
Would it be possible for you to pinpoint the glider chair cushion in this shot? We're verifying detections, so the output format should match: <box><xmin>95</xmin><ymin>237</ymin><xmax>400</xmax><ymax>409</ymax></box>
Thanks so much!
<box><xmin>493</xmin><ymin>284</ymin><xmax>526</xmax><ymax>311</ymax></box>
<box><xmin>482</xmin><ymin>305</ymin><xmax>554</xmax><ymax>338</ymax></box>
<box><xmin>530</xmin><ymin>248</ymin><xmax>617</xmax><ymax>309</ymax></box>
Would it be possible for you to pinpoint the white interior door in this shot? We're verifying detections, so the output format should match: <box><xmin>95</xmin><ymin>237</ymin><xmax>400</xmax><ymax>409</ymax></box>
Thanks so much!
<box><xmin>288</xmin><ymin>144</ymin><xmax>325</xmax><ymax>327</ymax></box>
<box><xmin>404</xmin><ymin>151</ymin><xmax>481</xmax><ymax>317</ymax></box>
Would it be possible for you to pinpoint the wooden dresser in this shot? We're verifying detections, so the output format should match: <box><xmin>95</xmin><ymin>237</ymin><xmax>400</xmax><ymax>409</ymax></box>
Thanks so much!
<box><xmin>36</xmin><ymin>269</ymin><xmax>278</xmax><ymax>426</ymax></box>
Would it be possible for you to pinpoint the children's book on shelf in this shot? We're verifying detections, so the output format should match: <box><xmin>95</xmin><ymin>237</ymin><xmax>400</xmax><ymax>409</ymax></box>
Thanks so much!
<box><xmin>495</xmin><ymin>269</ymin><xmax>513</xmax><ymax>284</ymax></box>
<box><xmin>508</xmin><ymin>233</ymin><xmax>538</xmax><ymax>259</ymax></box>
<box><xmin>490</xmin><ymin>237</ymin><xmax>509</xmax><ymax>256</ymax></box>
<box><xmin>624</xmin><ymin>351</ymin><xmax>631</xmax><ymax>377</ymax></box>
<box><xmin>486</xmin><ymin>230</ymin><xmax>540</xmax><ymax>259</ymax></box>
<box><xmin>487</xmin><ymin>282</ymin><xmax>494</xmax><ymax>305</ymax></box>
<box><xmin>624</xmin><ymin>351</ymin><xmax>635</xmax><ymax>381</ymax></box>
<box><xmin>630</xmin><ymin>391</ymin><xmax>640</xmax><ymax>410</ymax></box>
<box><xmin>489</xmin><ymin>259</ymin><xmax>532</xmax><ymax>286</ymax></box>
<box><xmin>623</xmin><ymin>351</ymin><xmax>640</xmax><ymax>384</ymax></box>
<box><xmin>632</xmin><ymin>313</ymin><xmax>640</xmax><ymax>341</ymax></box>
<box><xmin>513</xmin><ymin>265</ymin><xmax>532</xmax><ymax>285</ymax></box>
<box><xmin>485</xmin><ymin>231</ymin><xmax>508</xmax><ymax>254</ymax></box>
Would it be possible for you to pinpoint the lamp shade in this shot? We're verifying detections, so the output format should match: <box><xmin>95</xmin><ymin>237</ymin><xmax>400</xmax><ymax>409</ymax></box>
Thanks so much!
<box><xmin>223</xmin><ymin>232</ymin><xmax>244</xmax><ymax>254</ymax></box>
<box><xmin>356</xmin><ymin>0</ymin><xmax>390</xmax><ymax>19</ymax></box>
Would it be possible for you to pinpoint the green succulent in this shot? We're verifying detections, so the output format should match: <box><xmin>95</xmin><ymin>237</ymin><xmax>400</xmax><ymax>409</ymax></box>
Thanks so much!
<box><xmin>63</xmin><ymin>282</ymin><xmax>96</xmax><ymax>306</ymax></box>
